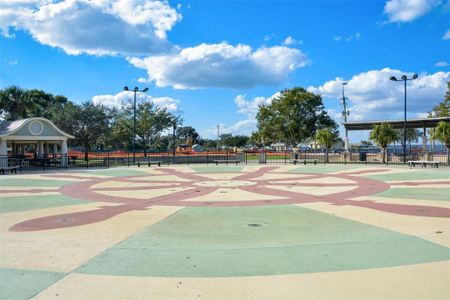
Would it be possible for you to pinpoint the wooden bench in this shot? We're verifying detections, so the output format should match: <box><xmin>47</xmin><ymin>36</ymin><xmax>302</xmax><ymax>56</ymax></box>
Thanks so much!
<box><xmin>137</xmin><ymin>160</ymin><xmax>163</xmax><ymax>167</ymax></box>
<box><xmin>292</xmin><ymin>159</ymin><xmax>317</xmax><ymax>165</ymax></box>
<box><xmin>213</xmin><ymin>159</ymin><xmax>240</xmax><ymax>165</ymax></box>
<box><xmin>408</xmin><ymin>160</ymin><xmax>439</xmax><ymax>168</ymax></box>
<box><xmin>0</xmin><ymin>166</ymin><xmax>20</xmax><ymax>175</ymax></box>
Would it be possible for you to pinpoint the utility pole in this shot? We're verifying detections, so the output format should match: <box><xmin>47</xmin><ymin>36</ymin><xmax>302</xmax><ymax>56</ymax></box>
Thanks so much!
<box><xmin>341</xmin><ymin>82</ymin><xmax>349</xmax><ymax>151</ymax></box>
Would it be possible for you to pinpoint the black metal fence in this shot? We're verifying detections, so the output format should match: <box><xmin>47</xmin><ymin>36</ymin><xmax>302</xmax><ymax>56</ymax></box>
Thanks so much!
<box><xmin>1</xmin><ymin>148</ymin><xmax>449</xmax><ymax>174</ymax></box>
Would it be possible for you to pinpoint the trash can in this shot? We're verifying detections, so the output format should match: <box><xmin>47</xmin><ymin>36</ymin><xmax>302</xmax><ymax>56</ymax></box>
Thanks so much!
<box><xmin>359</xmin><ymin>152</ymin><xmax>367</xmax><ymax>162</ymax></box>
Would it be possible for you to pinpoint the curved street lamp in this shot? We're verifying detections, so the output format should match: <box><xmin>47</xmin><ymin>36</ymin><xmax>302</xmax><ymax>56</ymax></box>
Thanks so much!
<box><xmin>389</xmin><ymin>74</ymin><xmax>418</xmax><ymax>164</ymax></box>
<box><xmin>123</xmin><ymin>86</ymin><xmax>149</xmax><ymax>164</ymax></box>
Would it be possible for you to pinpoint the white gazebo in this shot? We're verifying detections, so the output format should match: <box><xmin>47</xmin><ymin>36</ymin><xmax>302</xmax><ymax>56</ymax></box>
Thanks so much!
<box><xmin>0</xmin><ymin>117</ymin><xmax>74</xmax><ymax>167</ymax></box>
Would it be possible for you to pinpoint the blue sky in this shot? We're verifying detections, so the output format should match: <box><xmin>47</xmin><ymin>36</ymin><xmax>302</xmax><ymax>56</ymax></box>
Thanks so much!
<box><xmin>1</xmin><ymin>0</ymin><xmax>449</xmax><ymax>142</ymax></box>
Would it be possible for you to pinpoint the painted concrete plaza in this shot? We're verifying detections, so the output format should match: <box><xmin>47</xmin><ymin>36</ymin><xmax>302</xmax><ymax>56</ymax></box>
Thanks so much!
<box><xmin>1</xmin><ymin>165</ymin><xmax>450</xmax><ymax>299</ymax></box>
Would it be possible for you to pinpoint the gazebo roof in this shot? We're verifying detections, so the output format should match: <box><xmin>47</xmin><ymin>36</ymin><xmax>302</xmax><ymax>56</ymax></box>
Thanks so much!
<box><xmin>0</xmin><ymin>117</ymin><xmax>74</xmax><ymax>139</ymax></box>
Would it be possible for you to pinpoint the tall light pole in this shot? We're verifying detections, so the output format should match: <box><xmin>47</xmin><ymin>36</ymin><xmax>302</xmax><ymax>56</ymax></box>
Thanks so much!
<box><xmin>389</xmin><ymin>74</ymin><xmax>418</xmax><ymax>164</ymax></box>
<box><xmin>123</xmin><ymin>86</ymin><xmax>148</xmax><ymax>164</ymax></box>
<box><xmin>341</xmin><ymin>82</ymin><xmax>350</xmax><ymax>151</ymax></box>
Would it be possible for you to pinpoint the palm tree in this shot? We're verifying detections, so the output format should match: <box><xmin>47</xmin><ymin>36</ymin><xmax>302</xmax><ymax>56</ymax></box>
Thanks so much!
<box><xmin>370</xmin><ymin>123</ymin><xmax>397</xmax><ymax>164</ymax></box>
<box><xmin>315</xmin><ymin>128</ymin><xmax>338</xmax><ymax>163</ymax></box>
<box><xmin>431</xmin><ymin>121</ymin><xmax>450</xmax><ymax>164</ymax></box>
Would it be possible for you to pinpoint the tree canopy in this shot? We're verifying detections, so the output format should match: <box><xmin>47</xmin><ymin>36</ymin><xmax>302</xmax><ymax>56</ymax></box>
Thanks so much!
<box><xmin>429</xmin><ymin>81</ymin><xmax>450</xmax><ymax>117</ymax></box>
<box><xmin>370</xmin><ymin>123</ymin><xmax>397</xmax><ymax>164</ymax></box>
<box><xmin>0</xmin><ymin>86</ymin><xmax>68</xmax><ymax>121</ymax></box>
<box><xmin>219</xmin><ymin>134</ymin><xmax>249</xmax><ymax>148</ymax></box>
<box><xmin>431</xmin><ymin>121</ymin><xmax>450</xmax><ymax>163</ymax></box>
<box><xmin>255</xmin><ymin>87</ymin><xmax>337</xmax><ymax>147</ymax></box>
<box><xmin>315</xmin><ymin>128</ymin><xmax>339</xmax><ymax>162</ymax></box>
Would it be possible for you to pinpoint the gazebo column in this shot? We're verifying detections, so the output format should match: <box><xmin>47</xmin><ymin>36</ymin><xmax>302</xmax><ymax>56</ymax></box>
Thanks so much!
<box><xmin>44</xmin><ymin>143</ymin><xmax>49</xmax><ymax>158</ymax></box>
<box><xmin>0</xmin><ymin>139</ymin><xmax>7</xmax><ymax>167</ymax></box>
<box><xmin>61</xmin><ymin>140</ymin><xmax>68</xmax><ymax>167</ymax></box>
<box><xmin>53</xmin><ymin>144</ymin><xmax>58</xmax><ymax>157</ymax></box>
<box><xmin>38</xmin><ymin>141</ymin><xmax>44</xmax><ymax>158</ymax></box>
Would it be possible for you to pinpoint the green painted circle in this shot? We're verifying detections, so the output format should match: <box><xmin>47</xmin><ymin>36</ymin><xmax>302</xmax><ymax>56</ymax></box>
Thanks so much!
<box><xmin>77</xmin><ymin>205</ymin><xmax>450</xmax><ymax>277</ymax></box>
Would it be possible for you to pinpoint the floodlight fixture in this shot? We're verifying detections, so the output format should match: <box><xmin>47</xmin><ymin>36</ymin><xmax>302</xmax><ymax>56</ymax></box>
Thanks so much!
<box><xmin>122</xmin><ymin>86</ymin><xmax>149</xmax><ymax>164</ymax></box>
<box><xmin>389</xmin><ymin>73</ymin><xmax>418</xmax><ymax>164</ymax></box>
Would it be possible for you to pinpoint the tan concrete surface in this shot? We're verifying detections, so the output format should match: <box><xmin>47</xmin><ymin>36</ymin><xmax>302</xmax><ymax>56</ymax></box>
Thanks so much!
<box><xmin>352</xmin><ymin>196</ymin><xmax>450</xmax><ymax>209</ymax></box>
<box><xmin>185</xmin><ymin>188</ymin><xmax>287</xmax><ymax>202</ymax></box>
<box><xmin>133</xmin><ymin>175</ymin><xmax>193</xmax><ymax>182</ymax></box>
<box><xmin>91</xmin><ymin>180</ymin><xmax>176</xmax><ymax>189</ymax></box>
<box><xmin>96</xmin><ymin>186</ymin><xmax>191</xmax><ymax>199</ymax></box>
<box><xmin>192</xmin><ymin>173</ymin><xmax>247</xmax><ymax>180</ymax></box>
<box><xmin>0</xmin><ymin>204</ymin><xmax>183</xmax><ymax>272</ymax></box>
<box><xmin>268</xmin><ymin>185</ymin><xmax>354</xmax><ymax>196</ymax></box>
<box><xmin>35</xmin><ymin>260</ymin><xmax>450</xmax><ymax>300</ymax></box>
<box><xmin>297</xmin><ymin>202</ymin><xmax>450</xmax><ymax>248</ymax></box>
<box><xmin>0</xmin><ymin>191</ymin><xmax>60</xmax><ymax>197</ymax></box>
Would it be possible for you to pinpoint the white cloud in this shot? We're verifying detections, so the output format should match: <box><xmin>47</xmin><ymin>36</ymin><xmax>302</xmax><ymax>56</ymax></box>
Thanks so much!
<box><xmin>201</xmin><ymin>93</ymin><xmax>281</xmax><ymax>138</ymax></box>
<box><xmin>234</xmin><ymin>93</ymin><xmax>280</xmax><ymax>118</ymax></box>
<box><xmin>92</xmin><ymin>91</ymin><xmax>180</xmax><ymax>111</ymax></box>
<box><xmin>150</xmin><ymin>96</ymin><xmax>179</xmax><ymax>111</ymax></box>
<box><xmin>443</xmin><ymin>29</ymin><xmax>450</xmax><ymax>40</ymax></box>
<box><xmin>435</xmin><ymin>61</ymin><xmax>449</xmax><ymax>67</ymax></box>
<box><xmin>384</xmin><ymin>0</ymin><xmax>440</xmax><ymax>23</ymax></box>
<box><xmin>334</xmin><ymin>32</ymin><xmax>361</xmax><ymax>42</ymax></box>
<box><xmin>307</xmin><ymin>68</ymin><xmax>450</xmax><ymax>121</ymax></box>
<box><xmin>0</xmin><ymin>0</ymin><xmax>181</xmax><ymax>55</ymax></box>
<box><xmin>201</xmin><ymin>120</ymin><xmax>258</xmax><ymax>139</ymax></box>
<box><xmin>263</xmin><ymin>33</ymin><xmax>276</xmax><ymax>42</ymax></box>
<box><xmin>346</xmin><ymin>32</ymin><xmax>361</xmax><ymax>42</ymax></box>
<box><xmin>4</xmin><ymin>58</ymin><xmax>18</xmax><ymax>65</ymax></box>
<box><xmin>128</xmin><ymin>42</ymin><xmax>309</xmax><ymax>89</ymax></box>
<box><xmin>283</xmin><ymin>36</ymin><xmax>302</xmax><ymax>46</ymax></box>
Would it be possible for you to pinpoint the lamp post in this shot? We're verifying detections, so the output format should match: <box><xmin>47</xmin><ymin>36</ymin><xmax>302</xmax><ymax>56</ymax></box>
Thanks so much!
<box><xmin>341</xmin><ymin>82</ymin><xmax>350</xmax><ymax>151</ymax></box>
<box><xmin>123</xmin><ymin>86</ymin><xmax>148</xmax><ymax>164</ymax></box>
<box><xmin>389</xmin><ymin>74</ymin><xmax>418</xmax><ymax>164</ymax></box>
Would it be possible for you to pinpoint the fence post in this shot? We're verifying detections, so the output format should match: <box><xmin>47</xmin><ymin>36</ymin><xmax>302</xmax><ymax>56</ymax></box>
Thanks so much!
<box><xmin>107</xmin><ymin>151</ymin><xmax>110</xmax><ymax>168</ymax></box>
<box><xmin>127</xmin><ymin>153</ymin><xmax>130</xmax><ymax>167</ymax></box>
